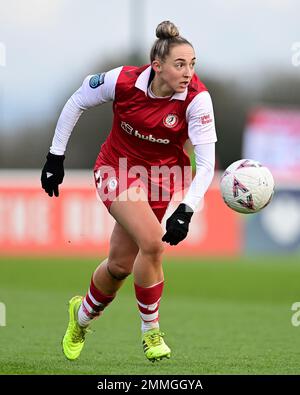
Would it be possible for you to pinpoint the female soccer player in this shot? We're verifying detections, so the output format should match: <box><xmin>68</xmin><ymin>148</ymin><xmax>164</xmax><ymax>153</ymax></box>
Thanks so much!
<box><xmin>41</xmin><ymin>21</ymin><xmax>217</xmax><ymax>362</ymax></box>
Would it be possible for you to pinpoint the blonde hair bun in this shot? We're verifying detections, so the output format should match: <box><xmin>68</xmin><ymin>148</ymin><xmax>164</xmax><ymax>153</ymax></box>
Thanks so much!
<box><xmin>156</xmin><ymin>21</ymin><xmax>179</xmax><ymax>39</ymax></box>
<box><xmin>150</xmin><ymin>20</ymin><xmax>192</xmax><ymax>62</ymax></box>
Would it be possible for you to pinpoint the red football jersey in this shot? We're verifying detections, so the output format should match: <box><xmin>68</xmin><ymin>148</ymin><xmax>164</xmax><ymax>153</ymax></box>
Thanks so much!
<box><xmin>95</xmin><ymin>65</ymin><xmax>208</xmax><ymax>171</ymax></box>
<box><xmin>51</xmin><ymin>64</ymin><xmax>216</xmax><ymax>212</ymax></box>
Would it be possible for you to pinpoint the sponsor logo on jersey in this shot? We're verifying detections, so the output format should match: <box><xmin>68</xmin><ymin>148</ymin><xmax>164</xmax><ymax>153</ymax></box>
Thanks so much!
<box><xmin>120</xmin><ymin>121</ymin><xmax>170</xmax><ymax>144</ymax></box>
<box><xmin>89</xmin><ymin>73</ymin><xmax>105</xmax><ymax>89</ymax></box>
<box><xmin>163</xmin><ymin>114</ymin><xmax>179</xmax><ymax>128</ymax></box>
<box><xmin>200</xmin><ymin>113</ymin><xmax>213</xmax><ymax>125</ymax></box>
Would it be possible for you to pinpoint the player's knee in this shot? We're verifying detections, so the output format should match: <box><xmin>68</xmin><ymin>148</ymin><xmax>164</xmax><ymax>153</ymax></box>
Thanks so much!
<box><xmin>107</xmin><ymin>259</ymin><xmax>133</xmax><ymax>281</ymax></box>
<box><xmin>140</xmin><ymin>237</ymin><xmax>164</xmax><ymax>258</ymax></box>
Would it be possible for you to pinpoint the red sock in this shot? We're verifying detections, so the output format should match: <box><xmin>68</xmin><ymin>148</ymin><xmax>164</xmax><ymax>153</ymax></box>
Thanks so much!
<box><xmin>134</xmin><ymin>281</ymin><xmax>164</xmax><ymax>331</ymax></box>
<box><xmin>78</xmin><ymin>277</ymin><xmax>115</xmax><ymax>326</ymax></box>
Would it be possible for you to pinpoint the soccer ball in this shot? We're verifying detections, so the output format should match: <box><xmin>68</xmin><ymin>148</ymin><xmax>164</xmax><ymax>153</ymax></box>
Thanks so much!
<box><xmin>220</xmin><ymin>159</ymin><xmax>275</xmax><ymax>214</ymax></box>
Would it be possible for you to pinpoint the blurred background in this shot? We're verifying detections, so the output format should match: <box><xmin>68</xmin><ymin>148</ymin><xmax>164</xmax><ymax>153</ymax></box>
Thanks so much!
<box><xmin>1</xmin><ymin>0</ymin><xmax>300</xmax><ymax>256</ymax></box>
<box><xmin>1</xmin><ymin>0</ymin><xmax>300</xmax><ymax>375</ymax></box>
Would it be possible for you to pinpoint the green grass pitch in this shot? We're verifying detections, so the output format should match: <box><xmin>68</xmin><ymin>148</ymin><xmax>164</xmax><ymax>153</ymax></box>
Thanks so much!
<box><xmin>1</xmin><ymin>255</ymin><xmax>300</xmax><ymax>375</ymax></box>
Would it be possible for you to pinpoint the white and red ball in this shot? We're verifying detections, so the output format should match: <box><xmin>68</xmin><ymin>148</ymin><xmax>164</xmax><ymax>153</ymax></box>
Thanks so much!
<box><xmin>220</xmin><ymin>159</ymin><xmax>275</xmax><ymax>214</ymax></box>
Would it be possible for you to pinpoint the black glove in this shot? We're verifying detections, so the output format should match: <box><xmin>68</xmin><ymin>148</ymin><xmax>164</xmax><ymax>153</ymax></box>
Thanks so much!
<box><xmin>41</xmin><ymin>152</ymin><xmax>65</xmax><ymax>197</ymax></box>
<box><xmin>162</xmin><ymin>203</ymin><xmax>193</xmax><ymax>246</ymax></box>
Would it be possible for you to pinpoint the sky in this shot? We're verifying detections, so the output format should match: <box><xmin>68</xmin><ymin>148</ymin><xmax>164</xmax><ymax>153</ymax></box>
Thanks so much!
<box><xmin>0</xmin><ymin>0</ymin><xmax>300</xmax><ymax>132</ymax></box>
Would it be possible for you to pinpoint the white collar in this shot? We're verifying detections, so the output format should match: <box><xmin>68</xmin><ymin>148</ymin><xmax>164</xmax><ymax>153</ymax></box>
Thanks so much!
<box><xmin>135</xmin><ymin>65</ymin><xmax>187</xmax><ymax>101</ymax></box>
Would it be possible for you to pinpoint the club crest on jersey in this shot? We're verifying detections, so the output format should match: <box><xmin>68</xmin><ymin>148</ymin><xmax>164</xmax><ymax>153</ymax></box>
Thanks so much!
<box><xmin>163</xmin><ymin>114</ymin><xmax>179</xmax><ymax>128</ymax></box>
<box><xmin>89</xmin><ymin>73</ymin><xmax>105</xmax><ymax>89</ymax></box>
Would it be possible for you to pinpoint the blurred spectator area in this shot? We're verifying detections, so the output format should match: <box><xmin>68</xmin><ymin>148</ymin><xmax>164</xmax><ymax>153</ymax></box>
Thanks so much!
<box><xmin>0</xmin><ymin>170</ymin><xmax>299</xmax><ymax>257</ymax></box>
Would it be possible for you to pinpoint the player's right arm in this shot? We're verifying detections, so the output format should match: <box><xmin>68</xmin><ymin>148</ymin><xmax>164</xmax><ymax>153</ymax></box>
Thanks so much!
<box><xmin>41</xmin><ymin>67</ymin><xmax>122</xmax><ymax>197</ymax></box>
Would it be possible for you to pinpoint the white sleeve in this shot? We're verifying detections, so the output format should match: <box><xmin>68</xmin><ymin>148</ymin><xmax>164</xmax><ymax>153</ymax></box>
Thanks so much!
<box><xmin>182</xmin><ymin>143</ymin><xmax>215</xmax><ymax>212</ymax></box>
<box><xmin>186</xmin><ymin>91</ymin><xmax>217</xmax><ymax>145</ymax></box>
<box><xmin>50</xmin><ymin>66</ymin><xmax>122</xmax><ymax>155</ymax></box>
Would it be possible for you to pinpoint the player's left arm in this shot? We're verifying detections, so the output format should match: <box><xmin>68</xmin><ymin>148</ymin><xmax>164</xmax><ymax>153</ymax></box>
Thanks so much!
<box><xmin>182</xmin><ymin>142</ymin><xmax>215</xmax><ymax>211</ymax></box>
<box><xmin>162</xmin><ymin>91</ymin><xmax>217</xmax><ymax>245</ymax></box>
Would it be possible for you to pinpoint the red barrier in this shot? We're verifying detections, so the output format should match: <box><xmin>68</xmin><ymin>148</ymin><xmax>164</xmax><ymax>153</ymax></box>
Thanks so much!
<box><xmin>0</xmin><ymin>171</ymin><xmax>241</xmax><ymax>256</ymax></box>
